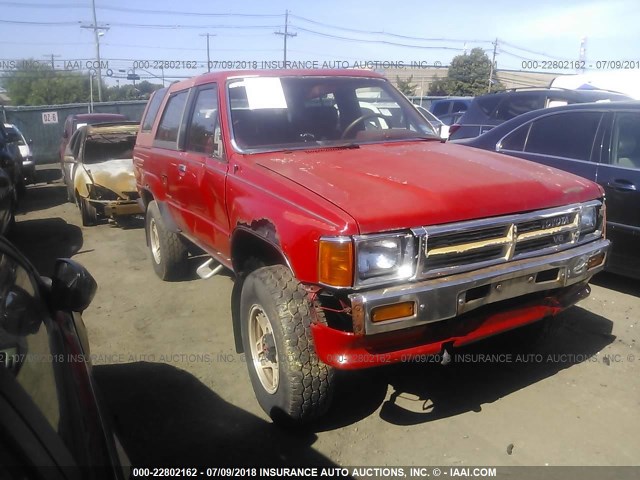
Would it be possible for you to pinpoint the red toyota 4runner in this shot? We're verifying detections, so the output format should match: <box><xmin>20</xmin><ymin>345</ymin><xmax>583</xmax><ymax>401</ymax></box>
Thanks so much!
<box><xmin>134</xmin><ymin>70</ymin><xmax>610</xmax><ymax>423</ymax></box>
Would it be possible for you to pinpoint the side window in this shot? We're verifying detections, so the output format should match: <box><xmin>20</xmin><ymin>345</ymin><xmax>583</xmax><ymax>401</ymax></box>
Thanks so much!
<box><xmin>185</xmin><ymin>86</ymin><xmax>222</xmax><ymax>157</ymax></box>
<box><xmin>495</xmin><ymin>94</ymin><xmax>545</xmax><ymax>121</ymax></box>
<box><xmin>431</xmin><ymin>101</ymin><xmax>449</xmax><ymax>117</ymax></box>
<box><xmin>525</xmin><ymin>112</ymin><xmax>602</xmax><ymax>161</ymax></box>
<box><xmin>476</xmin><ymin>96</ymin><xmax>502</xmax><ymax>116</ymax></box>
<box><xmin>452</xmin><ymin>101</ymin><xmax>469</xmax><ymax>113</ymax></box>
<box><xmin>611</xmin><ymin>112</ymin><xmax>640</xmax><ymax>169</ymax></box>
<box><xmin>500</xmin><ymin>124</ymin><xmax>530</xmax><ymax>152</ymax></box>
<box><xmin>141</xmin><ymin>88</ymin><xmax>167</xmax><ymax>132</ymax></box>
<box><xmin>155</xmin><ymin>90</ymin><xmax>189</xmax><ymax>146</ymax></box>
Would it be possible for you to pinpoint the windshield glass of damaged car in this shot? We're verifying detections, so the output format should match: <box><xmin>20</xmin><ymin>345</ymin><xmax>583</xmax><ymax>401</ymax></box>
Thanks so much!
<box><xmin>228</xmin><ymin>76</ymin><xmax>437</xmax><ymax>151</ymax></box>
<box><xmin>83</xmin><ymin>133</ymin><xmax>136</xmax><ymax>164</ymax></box>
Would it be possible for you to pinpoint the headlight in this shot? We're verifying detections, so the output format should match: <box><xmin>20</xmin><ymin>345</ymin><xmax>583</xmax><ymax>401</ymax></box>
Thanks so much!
<box><xmin>577</xmin><ymin>201</ymin><xmax>605</xmax><ymax>242</ymax></box>
<box><xmin>355</xmin><ymin>233</ymin><xmax>416</xmax><ymax>285</ymax></box>
<box><xmin>87</xmin><ymin>184</ymin><xmax>120</xmax><ymax>201</ymax></box>
<box><xmin>579</xmin><ymin>205</ymin><xmax>597</xmax><ymax>233</ymax></box>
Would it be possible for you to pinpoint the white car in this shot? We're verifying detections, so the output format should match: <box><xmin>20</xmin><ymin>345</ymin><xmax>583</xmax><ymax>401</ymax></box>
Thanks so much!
<box><xmin>4</xmin><ymin>123</ymin><xmax>35</xmax><ymax>184</ymax></box>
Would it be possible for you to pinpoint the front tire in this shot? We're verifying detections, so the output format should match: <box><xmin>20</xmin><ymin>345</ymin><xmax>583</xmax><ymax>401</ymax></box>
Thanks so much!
<box><xmin>79</xmin><ymin>197</ymin><xmax>98</xmax><ymax>226</ymax></box>
<box><xmin>240</xmin><ymin>265</ymin><xmax>335</xmax><ymax>424</ymax></box>
<box><xmin>145</xmin><ymin>201</ymin><xmax>187</xmax><ymax>280</ymax></box>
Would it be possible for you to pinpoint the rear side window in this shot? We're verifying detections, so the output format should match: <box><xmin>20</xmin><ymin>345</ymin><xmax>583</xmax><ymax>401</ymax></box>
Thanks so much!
<box><xmin>611</xmin><ymin>112</ymin><xmax>640</xmax><ymax>169</ymax></box>
<box><xmin>476</xmin><ymin>96</ymin><xmax>501</xmax><ymax>116</ymax></box>
<box><xmin>495</xmin><ymin>94</ymin><xmax>545</xmax><ymax>121</ymax></box>
<box><xmin>452</xmin><ymin>101</ymin><xmax>469</xmax><ymax>113</ymax></box>
<box><xmin>155</xmin><ymin>90</ymin><xmax>189</xmax><ymax>145</ymax></box>
<box><xmin>141</xmin><ymin>88</ymin><xmax>168</xmax><ymax>132</ymax></box>
<box><xmin>431</xmin><ymin>101</ymin><xmax>450</xmax><ymax>117</ymax></box>
<box><xmin>500</xmin><ymin>124</ymin><xmax>530</xmax><ymax>151</ymax></box>
<box><xmin>524</xmin><ymin>112</ymin><xmax>602</xmax><ymax>161</ymax></box>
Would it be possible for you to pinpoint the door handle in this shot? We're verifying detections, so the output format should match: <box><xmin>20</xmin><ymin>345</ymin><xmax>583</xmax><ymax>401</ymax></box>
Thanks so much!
<box><xmin>178</xmin><ymin>164</ymin><xmax>187</xmax><ymax>174</ymax></box>
<box><xmin>606</xmin><ymin>180</ymin><xmax>636</xmax><ymax>192</ymax></box>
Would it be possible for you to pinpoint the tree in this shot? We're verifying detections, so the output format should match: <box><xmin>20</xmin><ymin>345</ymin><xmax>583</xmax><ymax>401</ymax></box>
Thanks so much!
<box><xmin>1</xmin><ymin>59</ymin><xmax>93</xmax><ymax>105</ymax></box>
<box><xmin>1</xmin><ymin>59</ymin><xmax>163</xmax><ymax>105</ymax></box>
<box><xmin>396</xmin><ymin>75</ymin><xmax>417</xmax><ymax>96</ymax></box>
<box><xmin>428</xmin><ymin>48</ymin><xmax>504</xmax><ymax>96</ymax></box>
<box><xmin>105</xmin><ymin>80</ymin><xmax>163</xmax><ymax>101</ymax></box>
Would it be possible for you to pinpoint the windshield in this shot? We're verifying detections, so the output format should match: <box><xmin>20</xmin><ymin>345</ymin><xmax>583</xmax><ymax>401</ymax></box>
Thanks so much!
<box><xmin>83</xmin><ymin>132</ymin><xmax>137</xmax><ymax>164</ymax></box>
<box><xmin>228</xmin><ymin>76</ymin><xmax>437</xmax><ymax>152</ymax></box>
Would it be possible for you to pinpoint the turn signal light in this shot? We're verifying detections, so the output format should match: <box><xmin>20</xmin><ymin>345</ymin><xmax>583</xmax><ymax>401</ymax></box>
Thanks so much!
<box><xmin>319</xmin><ymin>238</ymin><xmax>353</xmax><ymax>287</ymax></box>
<box><xmin>587</xmin><ymin>252</ymin><xmax>606</xmax><ymax>270</ymax></box>
<box><xmin>371</xmin><ymin>302</ymin><xmax>415</xmax><ymax>323</ymax></box>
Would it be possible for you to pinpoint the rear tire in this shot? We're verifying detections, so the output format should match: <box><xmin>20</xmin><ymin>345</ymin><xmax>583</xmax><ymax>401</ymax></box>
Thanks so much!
<box><xmin>79</xmin><ymin>197</ymin><xmax>98</xmax><ymax>226</ymax></box>
<box><xmin>240</xmin><ymin>264</ymin><xmax>335</xmax><ymax>424</ymax></box>
<box><xmin>145</xmin><ymin>201</ymin><xmax>187</xmax><ymax>280</ymax></box>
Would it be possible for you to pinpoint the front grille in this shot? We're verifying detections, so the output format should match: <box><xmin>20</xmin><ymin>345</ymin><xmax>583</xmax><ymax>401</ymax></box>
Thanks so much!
<box><xmin>420</xmin><ymin>205</ymin><xmax>586</xmax><ymax>277</ymax></box>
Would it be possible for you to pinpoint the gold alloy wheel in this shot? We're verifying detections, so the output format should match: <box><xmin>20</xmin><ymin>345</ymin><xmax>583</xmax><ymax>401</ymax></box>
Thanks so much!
<box><xmin>248</xmin><ymin>304</ymin><xmax>279</xmax><ymax>394</ymax></box>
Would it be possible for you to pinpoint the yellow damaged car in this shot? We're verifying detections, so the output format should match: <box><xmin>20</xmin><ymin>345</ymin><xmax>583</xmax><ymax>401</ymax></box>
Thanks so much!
<box><xmin>63</xmin><ymin>122</ymin><xmax>143</xmax><ymax>226</ymax></box>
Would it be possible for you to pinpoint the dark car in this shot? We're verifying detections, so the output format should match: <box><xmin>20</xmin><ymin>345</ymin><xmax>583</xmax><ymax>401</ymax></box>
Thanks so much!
<box><xmin>448</xmin><ymin>88</ymin><xmax>631</xmax><ymax>140</ymax></box>
<box><xmin>0</xmin><ymin>168</ymin><xmax>16</xmax><ymax>236</ymax></box>
<box><xmin>454</xmin><ymin>100</ymin><xmax>640</xmax><ymax>279</ymax></box>
<box><xmin>429</xmin><ymin>97</ymin><xmax>472</xmax><ymax>125</ymax></box>
<box><xmin>0</xmin><ymin>236</ymin><xmax>129</xmax><ymax>477</ymax></box>
<box><xmin>0</xmin><ymin>123</ymin><xmax>25</xmax><ymax>195</ymax></box>
<box><xmin>4</xmin><ymin>124</ymin><xmax>35</xmax><ymax>185</ymax></box>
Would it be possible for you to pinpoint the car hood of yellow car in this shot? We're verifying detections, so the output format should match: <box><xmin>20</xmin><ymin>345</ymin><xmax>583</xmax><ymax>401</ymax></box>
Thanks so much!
<box><xmin>79</xmin><ymin>158</ymin><xmax>136</xmax><ymax>197</ymax></box>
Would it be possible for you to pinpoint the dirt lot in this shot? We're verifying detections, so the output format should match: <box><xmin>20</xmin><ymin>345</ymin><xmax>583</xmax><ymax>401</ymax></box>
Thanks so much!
<box><xmin>10</xmin><ymin>166</ymin><xmax>640</xmax><ymax>469</ymax></box>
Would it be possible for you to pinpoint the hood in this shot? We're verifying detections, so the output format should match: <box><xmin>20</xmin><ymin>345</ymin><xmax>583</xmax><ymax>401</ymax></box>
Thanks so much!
<box><xmin>83</xmin><ymin>158</ymin><xmax>136</xmax><ymax>196</ymax></box>
<box><xmin>255</xmin><ymin>142</ymin><xmax>602</xmax><ymax>234</ymax></box>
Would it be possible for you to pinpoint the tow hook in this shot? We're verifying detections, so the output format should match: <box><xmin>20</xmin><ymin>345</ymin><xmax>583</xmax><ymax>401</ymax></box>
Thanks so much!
<box><xmin>196</xmin><ymin>258</ymin><xmax>224</xmax><ymax>279</ymax></box>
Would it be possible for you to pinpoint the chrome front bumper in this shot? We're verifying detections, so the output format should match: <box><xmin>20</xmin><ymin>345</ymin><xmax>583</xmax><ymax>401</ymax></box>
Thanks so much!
<box><xmin>349</xmin><ymin>239</ymin><xmax>609</xmax><ymax>336</ymax></box>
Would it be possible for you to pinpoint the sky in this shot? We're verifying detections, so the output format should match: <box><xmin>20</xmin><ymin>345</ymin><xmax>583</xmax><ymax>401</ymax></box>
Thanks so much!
<box><xmin>1</xmin><ymin>0</ymin><xmax>638</xmax><ymax>86</ymax></box>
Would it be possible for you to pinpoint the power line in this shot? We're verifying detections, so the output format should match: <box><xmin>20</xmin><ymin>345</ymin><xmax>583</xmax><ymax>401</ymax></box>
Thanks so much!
<box><xmin>293</xmin><ymin>26</ymin><xmax>467</xmax><ymax>51</ymax></box>
<box><xmin>0</xmin><ymin>19</ymin><xmax>80</xmax><ymax>26</ymax></box>
<box><xmin>499</xmin><ymin>40</ymin><xmax>573</xmax><ymax>61</ymax></box>
<box><xmin>290</xmin><ymin>14</ymin><xmax>492</xmax><ymax>44</ymax></box>
<box><xmin>0</xmin><ymin>1</ymin><xmax>284</xmax><ymax>17</ymax></box>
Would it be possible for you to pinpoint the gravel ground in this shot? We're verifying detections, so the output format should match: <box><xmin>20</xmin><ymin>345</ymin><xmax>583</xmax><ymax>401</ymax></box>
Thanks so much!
<box><xmin>10</xmin><ymin>166</ymin><xmax>640</xmax><ymax>472</ymax></box>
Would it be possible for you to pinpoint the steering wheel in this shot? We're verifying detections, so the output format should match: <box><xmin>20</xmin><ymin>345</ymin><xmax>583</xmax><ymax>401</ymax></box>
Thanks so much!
<box><xmin>341</xmin><ymin>113</ymin><xmax>389</xmax><ymax>139</ymax></box>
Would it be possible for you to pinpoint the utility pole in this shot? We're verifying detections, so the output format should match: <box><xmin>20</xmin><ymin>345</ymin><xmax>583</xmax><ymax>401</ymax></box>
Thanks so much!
<box><xmin>200</xmin><ymin>33</ymin><xmax>216</xmax><ymax>72</ymax></box>
<box><xmin>275</xmin><ymin>10</ymin><xmax>296</xmax><ymax>67</ymax></box>
<box><xmin>488</xmin><ymin>38</ymin><xmax>498</xmax><ymax>93</ymax></box>
<box><xmin>579</xmin><ymin>37</ymin><xmax>587</xmax><ymax>73</ymax></box>
<box><xmin>43</xmin><ymin>53</ymin><xmax>61</xmax><ymax>70</ymax></box>
<box><xmin>81</xmin><ymin>0</ymin><xmax>109</xmax><ymax>102</ymax></box>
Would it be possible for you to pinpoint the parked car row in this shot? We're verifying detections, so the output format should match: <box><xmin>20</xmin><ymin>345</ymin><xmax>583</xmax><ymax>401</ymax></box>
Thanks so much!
<box><xmin>0</xmin><ymin>123</ymin><xmax>22</xmax><ymax>236</ymax></box>
<box><xmin>448</xmin><ymin>87</ymin><xmax>630</xmax><ymax>140</ymax></box>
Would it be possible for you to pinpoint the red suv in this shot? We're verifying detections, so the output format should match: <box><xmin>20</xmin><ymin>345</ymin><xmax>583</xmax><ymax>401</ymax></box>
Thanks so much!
<box><xmin>134</xmin><ymin>70</ymin><xmax>610</xmax><ymax>424</ymax></box>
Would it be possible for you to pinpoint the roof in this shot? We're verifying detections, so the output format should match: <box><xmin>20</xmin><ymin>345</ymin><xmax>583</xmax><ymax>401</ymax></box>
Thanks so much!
<box><xmin>166</xmin><ymin>68</ymin><xmax>387</xmax><ymax>93</ymax></box>
<box><xmin>83</xmin><ymin>121</ymin><xmax>139</xmax><ymax>135</ymax></box>
<box><xmin>72</xmin><ymin>113</ymin><xmax>128</xmax><ymax>120</ymax></box>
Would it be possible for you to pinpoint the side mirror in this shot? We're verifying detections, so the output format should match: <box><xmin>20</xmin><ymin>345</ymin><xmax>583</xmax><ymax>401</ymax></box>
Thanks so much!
<box><xmin>28</xmin><ymin>139</ymin><xmax>34</xmax><ymax>145</ymax></box>
<box><xmin>51</xmin><ymin>259</ymin><xmax>97</xmax><ymax>312</ymax></box>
